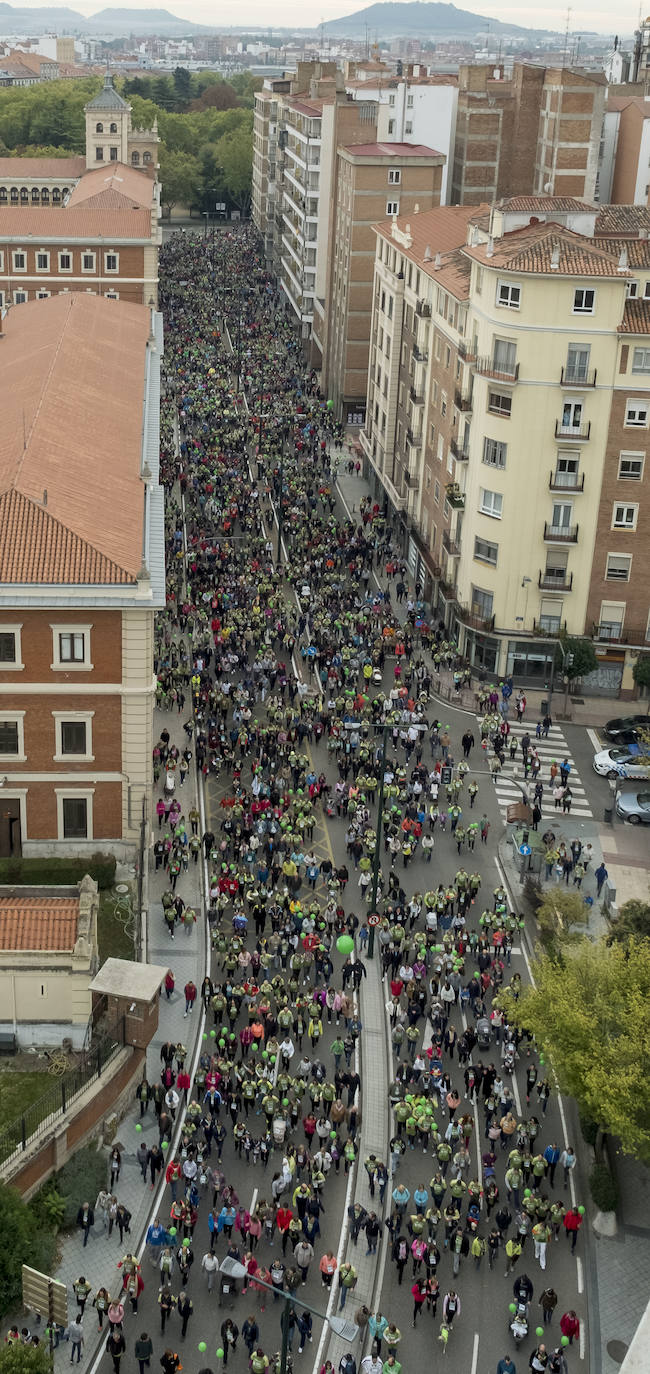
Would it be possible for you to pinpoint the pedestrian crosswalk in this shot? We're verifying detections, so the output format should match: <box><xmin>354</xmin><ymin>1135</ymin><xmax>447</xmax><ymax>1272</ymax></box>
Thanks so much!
<box><xmin>475</xmin><ymin>718</ymin><xmax>594</xmax><ymax>822</ymax></box>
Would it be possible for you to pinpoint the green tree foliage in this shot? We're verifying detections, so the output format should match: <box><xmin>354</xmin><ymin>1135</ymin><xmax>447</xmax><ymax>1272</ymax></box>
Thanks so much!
<box><xmin>504</xmin><ymin>938</ymin><xmax>650</xmax><ymax>1163</ymax></box>
<box><xmin>0</xmin><ymin>1182</ymin><xmax>57</xmax><ymax>1318</ymax></box>
<box><xmin>159</xmin><ymin>146</ymin><xmax>201</xmax><ymax>215</ymax></box>
<box><xmin>172</xmin><ymin>66</ymin><xmax>192</xmax><ymax>109</ymax></box>
<box><xmin>563</xmin><ymin>637</ymin><xmax>599</xmax><ymax>681</ymax></box>
<box><xmin>0</xmin><ymin>1345</ymin><xmax>52</xmax><ymax>1374</ymax></box>
<box><xmin>608</xmin><ymin>899</ymin><xmax>650</xmax><ymax>945</ymax></box>
<box><xmin>218</xmin><ymin>127</ymin><xmax>254</xmax><ymax>210</ymax></box>
<box><xmin>535</xmin><ymin>888</ymin><xmax>587</xmax><ymax>955</ymax></box>
<box><xmin>632</xmin><ymin>653</ymin><xmax>650</xmax><ymax>692</ymax></box>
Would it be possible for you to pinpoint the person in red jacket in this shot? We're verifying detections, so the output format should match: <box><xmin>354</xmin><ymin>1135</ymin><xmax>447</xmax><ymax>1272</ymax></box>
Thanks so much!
<box><xmin>563</xmin><ymin>1207</ymin><xmax>583</xmax><ymax>1253</ymax></box>
<box><xmin>165</xmin><ymin>1159</ymin><xmax>182</xmax><ymax>1202</ymax></box>
<box><xmin>560</xmin><ymin>1310</ymin><xmax>580</xmax><ymax>1345</ymax></box>
<box><xmin>183</xmin><ymin>980</ymin><xmax>197</xmax><ymax>1016</ymax></box>
<box><xmin>276</xmin><ymin>1205</ymin><xmax>293</xmax><ymax>1254</ymax></box>
<box><xmin>177</xmin><ymin>1068</ymin><xmax>191</xmax><ymax>1101</ymax></box>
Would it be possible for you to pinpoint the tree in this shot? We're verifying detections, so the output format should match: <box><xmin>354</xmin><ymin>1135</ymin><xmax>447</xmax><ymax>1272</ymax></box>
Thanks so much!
<box><xmin>0</xmin><ymin>1346</ymin><xmax>52</xmax><ymax>1374</ymax></box>
<box><xmin>563</xmin><ymin>637</ymin><xmax>598</xmax><ymax>681</ymax></box>
<box><xmin>535</xmin><ymin>888</ymin><xmax>587</xmax><ymax>955</ymax></box>
<box><xmin>172</xmin><ymin>66</ymin><xmax>191</xmax><ymax>110</ymax></box>
<box><xmin>159</xmin><ymin>146</ymin><xmax>201</xmax><ymax>216</ymax></box>
<box><xmin>0</xmin><ymin>1182</ymin><xmax>56</xmax><ymax>1318</ymax></box>
<box><xmin>219</xmin><ymin>127</ymin><xmax>253</xmax><ymax>212</ymax></box>
<box><xmin>608</xmin><ymin>899</ymin><xmax>650</xmax><ymax>945</ymax></box>
<box><xmin>632</xmin><ymin>654</ymin><xmax>650</xmax><ymax>696</ymax></box>
<box><xmin>190</xmin><ymin>83</ymin><xmax>239</xmax><ymax>113</ymax></box>
<box><xmin>503</xmin><ymin>938</ymin><xmax>650</xmax><ymax>1163</ymax></box>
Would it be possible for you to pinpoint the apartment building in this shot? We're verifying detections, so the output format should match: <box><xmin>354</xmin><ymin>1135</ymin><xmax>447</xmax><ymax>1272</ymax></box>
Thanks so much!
<box><xmin>361</xmin><ymin>197</ymin><xmax>650</xmax><ymax>696</ymax></box>
<box><xmin>253</xmin><ymin>62</ymin><xmax>379</xmax><ymax>350</ymax></box>
<box><xmin>451</xmin><ymin>64</ymin><xmax>605</xmax><ymax>206</ymax></box>
<box><xmin>319</xmin><ymin>141</ymin><xmax>445</xmax><ymax>425</ymax></box>
<box><xmin>0</xmin><ymin>292</ymin><xmax>165</xmax><ymax>859</ymax></box>
<box><xmin>345</xmin><ymin>65</ymin><xmax>458</xmax><ymax>203</ymax></box>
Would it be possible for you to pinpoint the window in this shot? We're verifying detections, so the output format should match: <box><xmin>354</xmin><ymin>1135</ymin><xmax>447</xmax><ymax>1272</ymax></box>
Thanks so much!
<box><xmin>405</xmin><ymin>121</ymin><xmax>413</xmax><ymax>135</ymax></box>
<box><xmin>386</xmin><ymin>201</ymin><xmax>400</xmax><ymax>216</ymax></box>
<box><xmin>538</xmin><ymin>609</ymin><xmax>563</xmax><ymax>634</ymax></box>
<box><xmin>82</xmin><ymin>252</ymin><xmax>96</xmax><ymax>272</ymax></box>
<box><xmin>110</xmin><ymin>147</ymin><xmax>118</xmax><ymax>161</ymax></box>
<box><xmin>131</xmin><ymin>151</ymin><xmax>140</xmax><ymax>165</ymax></box>
<box><xmin>599</xmin><ymin>601</ymin><xmax>625</xmax><ymax>640</ymax></box>
<box><xmin>35</xmin><ymin>251</ymin><xmax>49</xmax><ymax>271</ymax></box>
<box><xmin>625</xmin><ymin>399</ymin><xmax>649</xmax><ymax>426</ymax></box>
<box><xmin>95</xmin><ymin>147</ymin><xmax>104</xmax><ymax>161</ymax></box>
<box><xmin>479</xmin><ymin>488</ymin><xmax>503</xmax><ymax>519</ymax></box>
<box><xmin>95</xmin><ymin>122</ymin><xmax>103</xmax><ymax>133</ymax></box>
<box><xmin>58</xmin><ymin>252</ymin><xmax>72</xmax><ymax>272</ymax></box>
<box><xmin>387</xmin><ymin>119</ymin><xmax>395</xmax><ymax>135</ymax></box>
<box><xmin>406</xmin><ymin>93</ymin><xmax>414</xmax><ymax>108</ymax></box>
<box><xmin>0</xmin><ymin>625</ymin><xmax>22</xmax><ymax>668</ymax></box>
<box><xmin>560</xmin><ymin>400</ymin><xmax>583</xmax><ymax>432</ymax></box>
<box><xmin>37</xmin><ymin>291</ymin><xmax>50</xmax><ymax>299</ymax></box>
<box><xmin>110</xmin><ymin>122</ymin><xmax>117</xmax><ymax>133</ymax></box>
<box><xmin>573</xmin><ymin>287</ymin><xmax>595</xmax><ymax>313</ymax></box>
<box><xmin>0</xmin><ymin>250</ymin><xmax>4</xmax><ymax>269</ymax></box>
<box><xmin>53</xmin><ymin>713</ymin><xmax>94</xmax><ymax>761</ymax></box>
<box><xmin>632</xmin><ymin>347</ymin><xmax>650</xmax><ymax>373</ymax></box>
<box><xmin>388</xmin><ymin>168</ymin><xmax>401</xmax><ymax>184</ymax></box>
<box><xmin>554</xmin><ymin>455</ymin><xmax>580</xmax><ymax>486</ymax></box>
<box><xmin>482</xmin><ymin>437</ymin><xmax>507</xmax><ymax>469</ymax></box>
<box><xmin>471</xmin><ymin>586</ymin><xmax>494</xmax><ymax>618</ymax></box>
<box><xmin>492</xmin><ymin>338</ymin><xmax>517</xmax><ymax>375</ymax></box>
<box><xmin>13</xmin><ymin>291</ymin><xmax>27</xmax><ymax>304</ymax></box>
<box><xmin>612</xmin><ymin>503</ymin><xmax>638</xmax><ymax>530</ymax></box>
<box><xmin>606</xmin><ymin>553</ymin><xmax>632</xmax><ymax>582</ymax></box>
<box><xmin>496</xmin><ymin>281</ymin><xmax>520</xmax><ymax>309</ymax></box>
<box><xmin>618</xmin><ymin>452</ymin><xmax>644</xmax><ymax>480</ymax></box>
<box><xmin>488</xmin><ymin>391</ymin><xmax>512</xmax><ymax>417</ymax></box>
<box><xmin>57</xmin><ymin>792</ymin><xmax>93</xmax><ymax>841</ymax></box>
<box><xmin>51</xmin><ymin>623</ymin><xmax>92</xmax><ymax>671</ymax></box>
<box><xmin>0</xmin><ymin>712</ymin><xmax>25</xmax><ymax>760</ymax></box>
<box><xmin>388</xmin><ymin>93</ymin><xmax>396</xmax><ymax>106</ymax></box>
<box><xmin>627</xmin><ymin>280</ymin><xmax>638</xmax><ymax>298</ymax></box>
<box><xmin>104</xmin><ymin>253</ymin><xmax>119</xmax><ymax>272</ymax></box>
<box><xmin>565</xmin><ymin>343</ymin><xmax>590</xmax><ymax>382</ymax></box>
<box><xmin>12</xmin><ymin>251</ymin><xmax>26</xmax><ymax>271</ymax></box>
<box><xmin>474</xmin><ymin>536</ymin><xmax>498</xmax><ymax>565</ymax></box>
<box><xmin>550</xmin><ymin>501</ymin><xmax>573</xmax><ymax>531</ymax></box>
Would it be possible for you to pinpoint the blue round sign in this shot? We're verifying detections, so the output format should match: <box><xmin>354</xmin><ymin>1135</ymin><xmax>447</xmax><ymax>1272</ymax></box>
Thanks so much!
<box><xmin>519</xmin><ymin>844</ymin><xmax>531</xmax><ymax>856</ymax></box>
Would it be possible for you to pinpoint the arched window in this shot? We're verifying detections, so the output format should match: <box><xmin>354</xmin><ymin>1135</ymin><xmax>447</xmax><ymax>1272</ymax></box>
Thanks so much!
<box><xmin>40</xmin><ymin>187</ymin><xmax>49</xmax><ymax>203</ymax></box>
<box><xmin>131</xmin><ymin>151</ymin><xmax>140</xmax><ymax>165</ymax></box>
<box><xmin>143</xmin><ymin>151</ymin><xmax>152</xmax><ymax>165</ymax></box>
<box><xmin>52</xmin><ymin>188</ymin><xmax>61</xmax><ymax>203</ymax></box>
<box><xmin>96</xmin><ymin>122</ymin><xmax>103</xmax><ymax>133</ymax></box>
<box><xmin>31</xmin><ymin>187</ymin><xmax>39</xmax><ymax>202</ymax></box>
<box><xmin>10</xmin><ymin>187</ymin><xmax>18</xmax><ymax>203</ymax></box>
<box><xmin>20</xmin><ymin>188</ymin><xmax>28</xmax><ymax>203</ymax></box>
<box><xmin>62</xmin><ymin>188</ymin><xmax>69</xmax><ymax>198</ymax></box>
<box><xmin>0</xmin><ymin>188</ymin><xmax>7</xmax><ymax>203</ymax></box>
<box><xmin>110</xmin><ymin>122</ymin><xmax>117</xmax><ymax>133</ymax></box>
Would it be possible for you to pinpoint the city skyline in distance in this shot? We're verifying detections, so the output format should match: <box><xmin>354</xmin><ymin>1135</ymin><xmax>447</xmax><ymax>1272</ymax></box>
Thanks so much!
<box><xmin>2</xmin><ymin>0</ymin><xmax>631</xmax><ymax>38</ymax></box>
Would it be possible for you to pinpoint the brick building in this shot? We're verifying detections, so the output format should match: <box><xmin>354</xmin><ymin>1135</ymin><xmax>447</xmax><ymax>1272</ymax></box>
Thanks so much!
<box><xmin>0</xmin><ymin>292</ymin><xmax>165</xmax><ymax>859</ymax></box>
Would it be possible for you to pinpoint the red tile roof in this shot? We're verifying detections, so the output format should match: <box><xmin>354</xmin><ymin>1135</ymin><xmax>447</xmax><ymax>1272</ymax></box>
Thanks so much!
<box><xmin>498</xmin><ymin>195</ymin><xmax>595</xmax><ymax>213</ymax></box>
<box><xmin>619</xmin><ymin>298</ymin><xmax>650</xmax><ymax>334</ymax></box>
<box><xmin>375</xmin><ymin>203</ymin><xmax>487</xmax><ymax>297</ymax></box>
<box><xmin>463</xmin><ymin>221</ymin><xmax>625</xmax><ymax>277</ymax></box>
<box><xmin>595</xmin><ymin>204</ymin><xmax>650</xmax><ymax>236</ymax></box>
<box><xmin>0</xmin><ymin>293</ymin><xmax>150</xmax><ymax>584</ymax></box>
<box><xmin>0</xmin><ymin>205</ymin><xmax>151</xmax><ymax>239</ymax></box>
<box><xmin>342</xmin><ymin>141</ymin><xmax>444</xmax><ymax>158</ymax></box>
<box><xmin>67</xmin><ymin>164</ymin><xmax>155</xmax><ymax>210</ymax></box>
<box><xmin>0</xmin><ymin>156</ymin><xmax>85</xmax><ymax>179</ymax></box>
<box><xmin>0</xmin><ymin>896</ymin><xmax>79</xmax><ymax>950</ymax></box>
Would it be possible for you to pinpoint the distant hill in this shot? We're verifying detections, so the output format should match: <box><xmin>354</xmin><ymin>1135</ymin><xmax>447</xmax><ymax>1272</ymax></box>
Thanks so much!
<box><xmin>0</xmin><ymin>3</ymin><xmax>210</xmax><ymax>34</ymax></box>
<box><xmin>323</xmin><ymin>1</ymin><xmax>555</xmax><ymax>39</ymax></box>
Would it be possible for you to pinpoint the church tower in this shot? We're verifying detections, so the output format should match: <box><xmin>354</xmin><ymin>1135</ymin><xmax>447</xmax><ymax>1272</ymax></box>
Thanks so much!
<box><xmin>84</xmin><ymin>72</ymin><xmax>131</xmax><ymax>169</ymax></box>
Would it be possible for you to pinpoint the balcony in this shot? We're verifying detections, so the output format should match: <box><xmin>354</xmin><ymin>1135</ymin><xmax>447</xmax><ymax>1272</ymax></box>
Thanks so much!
<box><xmin>554</xmin><ymin>420</ymin><xmax>591</xmax><ymax>441</ymax></box>
<box><xmin>458</xmin><ymin>340</ymin><xmax>475</xmax><ymax>361</ymax></box>
<box><xmin>450</xmin><ymin>436</ymin><xmax>469</xmax><ymax>461</ymax></box>
<box><xmin>474</xmin><ymin>355</ymin><xmax>519</xmax><ymax>382</ymax></box>
<box><xmin>457</xmin><ymin>603</ymin><xmax>495</xmax><ymax>632</ymax></box>
<box><xmin>404</xmin><ymin>470</ymin><xmax>419</xmax><ymax>489</ymax></box>
<box><xmin>412</xmin><ymin>344</ymin><xmax>429</xmax><ymax>363</ymax></box>
<box><xmin>409</xmin><ymin>385</ymin><xmax>424</xmax><ymax>404</ymax></box>
<box><xmin>593</xmin><ymin>623</ymin><xmax>627</xmax><ymax>644</ymax></box>
<box><xmin>543</xmin><ymin>522</ymin><xmax>579</xmax><ymax>543</ymax></box>
<box><xmin>549</xmin><ymin>471</ymin><xmax>585</xmax><ymax>492</ymax></box>
<box><xmin>538</xmin><ymin>570</ymin><xmax>573</xmax><ymax>591</ymax></box>
<box><xmin>560</xmin><ymin>366</ymin><xmax>597</xmax><ymax>387</ymax></box>
<box><xmin>406</xmin><ymin>426</ymin><xmax>422</xmax><ymax>446</ymax></box>
<box><xmin>442</xmin><ymin>529</ymin><xmax>461</xmax><ymax>557</ymax></box>
<box><xmin>446</xmin><ymin>482</ymin><xmax>465</xmax><ymax>509</ymax></box>
<box><xmin>415</xmin><ymin>299</ymin><xmax>431</xmax><ymax>318</ymax></box>
<box><xmin>454</xmin><ymin>388</ymin><xmax>473</xmax><ymax>412</ymax></box>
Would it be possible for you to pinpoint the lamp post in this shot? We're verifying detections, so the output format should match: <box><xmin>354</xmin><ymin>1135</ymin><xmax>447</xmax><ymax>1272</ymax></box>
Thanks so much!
<box><xmin>219</xmin><ymin>1260</ymin><xmax>358</xmax><ymax>1374</ymax></box>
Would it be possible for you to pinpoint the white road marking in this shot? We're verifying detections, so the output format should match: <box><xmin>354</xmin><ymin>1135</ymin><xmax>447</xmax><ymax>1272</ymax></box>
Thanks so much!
<box><xmin>577</xmin><ymin>1255</ymin><xmax>584</xmax><ymax>1295</ymax></box>
<box><xmin>470</xmin><ymin>1331</ymin><xmax>480</xmax><ymax>1374</ymax></box>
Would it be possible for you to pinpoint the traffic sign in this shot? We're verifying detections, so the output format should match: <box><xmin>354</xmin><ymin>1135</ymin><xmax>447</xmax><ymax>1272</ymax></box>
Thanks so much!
<box><xmin>368</xmin><ymin>912</ymin><xmax>380</xmax><ymax>928</ymax></box>
<box><xmin>519</xmin><ymin>844</ymin><xmax>531</xmax><ymax>856</ymax></box>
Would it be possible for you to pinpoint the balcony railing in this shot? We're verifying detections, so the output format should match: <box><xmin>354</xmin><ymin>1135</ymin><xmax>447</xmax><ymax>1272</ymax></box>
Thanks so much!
<box><xmin>454</xmin><ymin>388</ymin><xmax>473</xmax><ymax>412</ymax></box>
<box><xmin>538</xmin><ymin>570</ymin><xmax>573</xmax><ymax>591</ymax></box>
<box><xmin>554</xmin><ymin>420</ymin><xmax>591</xmax><ymax>440</ymax></box>
<box><xmin>412</xmin><ymin>344</ymin><xmax>429</xmax><ymax>363</ymax></box>
<box><xmin>533</xmin><ymin>618</ymin><xmax>567</xmax><ymax>635</ymax></box>
<box><xmin>415</xmin><ymin>299</ymin><xmax>432</xmax><ymax>318</ymax></box>
<box><xmin>404</xmin><ymin>470</ymin><xmax>419</xmax><ymax>489</ymax></box>
<box><xmin>549</xmin><ymin>471</ymin><xmax>585</xmax><ymax>492</ymax></box>
<box><xmin>446</xmin><ymin>483</ymin><xmax>465</xmax><ymax>509</ymax></box>
<box><xmin>450</xmin><ymin>436</ymin><xmax>470</xmax><ymax>460</ymax></box>
<box><xmin>474</xmin><ymin>355</ymin><xmax>519</xmax><ymax>382</ymax></box>
<box><xmin>406</xmin><ymin>427</ymin><xmax>422</xmax><ymax>446</ymax></box>
<box><xmin>560</xmin><ymin>366</ymin><xmax>597</xmax><ymax>387</ymax></box>
<box><xmin>442</xmin><ymin>529</ymin><xmax>461</xmax><ymax>556</ymax></box>
<box><xmin>456</xmin><ymin>603</ymin><xmax>495</xmax><ymax>632</ymax></box>
<box><xmin>593</xmin><ymin>623</ymin><xmax>627</xmax><ymax>643</ymax></box>
<box><xmin>458</xmin><ymin>340</ymin><xmax>475</xmax><ymax>361</ymax></box>
<box><xmin>544</xmin><ymin>522</ymin><xmax>579</xmax><ymax>543</ymax></box>
<box><xmin>409</xmin><ymin>385</ymin><xmax>424</xmax><ymax>404</ymax></box>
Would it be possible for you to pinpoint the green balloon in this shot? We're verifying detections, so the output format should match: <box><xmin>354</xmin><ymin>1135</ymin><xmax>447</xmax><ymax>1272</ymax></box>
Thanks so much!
<box><xmin>326</xmin><ymin>399</ymin><xmax>334</xmax><ymax>409</ymax></box>
<box><xmin>508</xmin><ymin>1303</ymin><xmax>517</xmax><ymax>1314</ymax></box>
<box><xmin>577</xmin><ymin>1205</ymin><xmax>585</xmax><ymax>1215</ymax></box>
<box><xmin>202</xmin><ymin>1032</ymin><xmax>208</xmax><ymax>1040</ymax></box>
<box><xmin>252</xmin><ymin>1042</ymin><xmax>258</xmax><ymax>1052</ymax></box>
<box><xmin>161</xmin><ymin>1140</ymin><xmax>169</xmax><ymax>1151</ymax></box>
<box><xmin>219</xmin><ymin>1038</ymin><xmax>226</xmax><ymax>1048</ymax></box>
<box><xmin>169</xmin><ymin>1226</ymin><xmax>177</xmax><ymax>1236</ymax></box>
<box><xmin>336</xmin><ymin>934</ymin><xmax>354</xmax><ymax>955</ymax></box>
<box><xmin>262</xmin><ymin>1051</ymin><xmax>268</xmax><ymax>1060</ymax></box>
<box><xmin>198</xmin><ymin>1343</ymin><xmax>207</xmax><ymax>1353</ymax></box>
<box><xmin>135</xmin><ymin>1123</ymin><xmax>142</xmax><ymax>1132</ymax></box>
<box><xmin>270</xmin><ymin>1055</ymin><xmax>276</xmax><ymax>1064</ymax></box>
<box><xmin>535</xmin><ymin>1328</ymin><xmax>544</xmax><ymax>1338</ymax></box>
<box><xmin>216</xmin><ymin>1350</ymin><xmax>225</xmax><ymax>1360</ymax></box>
<box><xmin>330</xmin><ymin>1130</ymin><xmax>337</xmax><ymax>1138</ymax></box>
<box><xmin>282</xmin><ymin>1098</ymin><xmax>289</xmax><ymax>1106</ymax></box>
<box><xmin>524</xmin><ymin>1189</ymin><xmax>531</xmax><ymax>1197</ymax></box>
<box><xmin>561</xmin><ymin>1337</ymin><xmax>570</xmax><ymax>1347</ymax></box>
<box><xmin>210</xmin><ymin>1029</ymin><xmax>216</xmax><ymax>1038</ymax></box>
<box><xmin>183</xmin><ymin>1239</ymin><xmax>190</xmax><ymax>1247</ymax></box>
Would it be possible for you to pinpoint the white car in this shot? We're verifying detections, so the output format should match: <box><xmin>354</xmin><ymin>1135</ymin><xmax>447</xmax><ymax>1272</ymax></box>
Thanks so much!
<box><xmin>593</xmin><ymin>746</ymin><xmax>650</xmax><ymax>781</ymax></box>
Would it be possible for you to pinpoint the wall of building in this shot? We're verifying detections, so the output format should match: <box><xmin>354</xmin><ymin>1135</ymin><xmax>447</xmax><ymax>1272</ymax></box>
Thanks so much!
<box><xmin>611</xmin><ymin>104</ymin><xmax>644</xmax><ymax>203</ymax></box>
<box><xmin>0</xmin><ymin>241</ymin><xmax>151</xmax><ymax>307</ymax></box>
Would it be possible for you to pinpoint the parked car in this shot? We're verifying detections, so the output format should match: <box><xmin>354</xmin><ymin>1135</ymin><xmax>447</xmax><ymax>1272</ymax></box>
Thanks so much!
<box><xmin>615</xmin><ymin>787</ymin><xmax>650</xmax><ymax>824</ymax></box>
<box><xmin>593</xmin><ymin>745</ymin><xmax>650</xmax><ymax>781</ymax></box>
<box><xmin>603</xmin><ymin>714</ymin><xmax>649</xmax><ymax>743</ymax></box>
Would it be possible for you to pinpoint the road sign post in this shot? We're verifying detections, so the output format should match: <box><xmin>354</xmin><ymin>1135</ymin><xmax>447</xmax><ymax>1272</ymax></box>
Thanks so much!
<box><xmin>22</xmin><ymin>1266</ymin><xmax>68</xmax><ymax>1361</ymax></box>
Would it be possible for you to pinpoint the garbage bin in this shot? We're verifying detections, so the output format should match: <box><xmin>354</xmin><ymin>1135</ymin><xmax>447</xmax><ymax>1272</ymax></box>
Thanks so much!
<box><xmin>541</xmin><ymin>699</ymin><xmax>548</xmax><ymax>715</ymax></box>
<box><xmin>604</xmin><ymin>805</ymin><xmax>614</xmax><ymax>824</ymax></box>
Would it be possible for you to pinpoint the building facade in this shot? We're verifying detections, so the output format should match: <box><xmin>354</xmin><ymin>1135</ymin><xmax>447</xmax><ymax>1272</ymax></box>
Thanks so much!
<box><xmin>0</xmin><ymin>292</ymin><xmax>165</xmax><ymax>860</ymax></box>
<box><xmin>0</xmin><ymin>879</ymin><xmax>99</xmax><ymax>1048</ymax></box>
<box><xmin>319</xmin><ymin>142</ymin><xmax>445</xmax><ymax>424</ymax></box>
<box><xmin>361</xmin><ymin>198</ymin><xmax>650</xmax><ymax>695</ymax></box>
<box><xmin>84</xmin><ymin>72</ymin><xmax>159</xmax><ymax>171</ymax></box>
<box><xmin>345</xmin><ymin>66</ymin><xmax>458</xmax><ymax>204</ymax></box>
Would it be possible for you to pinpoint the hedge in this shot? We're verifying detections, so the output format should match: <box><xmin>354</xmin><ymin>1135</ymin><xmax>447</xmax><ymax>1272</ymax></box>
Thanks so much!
<box><xmin>589</xmin><ymin>1161</ymin><xmax>620</xmax><ymax>1213</ymax></box>
<box><xmin>0</xmin><ymin>854</ymin><xmax>116</xmax><ymax>890</ymax></box>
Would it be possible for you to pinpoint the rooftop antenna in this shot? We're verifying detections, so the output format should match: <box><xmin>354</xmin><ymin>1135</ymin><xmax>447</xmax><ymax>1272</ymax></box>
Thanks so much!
<box><xmin>562</xmin><ymin>6</ymin><xmax>572</xmax><ymax>68</ymax></box>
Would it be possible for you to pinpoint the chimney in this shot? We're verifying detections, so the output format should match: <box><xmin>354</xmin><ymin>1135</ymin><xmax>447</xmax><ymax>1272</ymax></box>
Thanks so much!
<box><xmin>423</xmin><ymin>244</ymin><xmax>432</xmax><ymax>261</ymax></box>
<box><xmin>550</xmin><ymin>245</ymin><xmax>560</xmax><ymax>270</ymax></box>
<box><xmin>486</xmin><ymin>236</ymin><xmax>494</xmax><ymax>258</ymax></box>
<box><xmin>617</xmin><ymin>246</ymin><xmax>629</xmax><ymax>272</ymax></box>
<box><xmin>434</xmin><ymin>251</ymin><xmax>441</xmax><ymax>270</ymax></box>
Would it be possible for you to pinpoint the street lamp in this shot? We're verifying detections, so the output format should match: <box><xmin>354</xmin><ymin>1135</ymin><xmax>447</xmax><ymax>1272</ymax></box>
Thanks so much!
<box><xmin>219</xmin><ymin>1260</ymin><xmax>358</xmax><ymax>1374</ymax></box>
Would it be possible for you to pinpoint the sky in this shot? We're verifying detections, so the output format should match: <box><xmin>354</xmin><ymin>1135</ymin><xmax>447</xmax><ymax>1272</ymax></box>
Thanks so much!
<box><xmin>17</xmin><ymin>0</ymin><xmax>637</xmax><ymax>36</ymax></box>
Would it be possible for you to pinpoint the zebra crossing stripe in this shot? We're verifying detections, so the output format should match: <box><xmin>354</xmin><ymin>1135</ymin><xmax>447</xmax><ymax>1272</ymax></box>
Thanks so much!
<box><xmin>476</xmin><ymin>716</ymin><xmax>594</xmax><ymax>821</ymax></box>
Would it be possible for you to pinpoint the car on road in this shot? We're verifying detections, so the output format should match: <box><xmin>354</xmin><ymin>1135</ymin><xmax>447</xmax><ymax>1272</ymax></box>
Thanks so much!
<box><xmin>615</xmin><ymin>786</ymin><xmax>650</xmax><ymax>824</ymax></box>
<box><xmin>593</xmin><ymin>745</ymin><xmax>650</xmax><ymax>781</ymax></box>
<box><xmin>603</xmin><ymin>714</ymin><xmax>649</xmax><ymax>743</ymax></box>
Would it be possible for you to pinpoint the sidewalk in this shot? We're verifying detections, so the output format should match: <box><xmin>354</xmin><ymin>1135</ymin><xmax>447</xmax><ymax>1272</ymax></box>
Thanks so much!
<box><xmin>334</xmin><ymin>462</ymin><xmax>638</xmax><ymax>729</ymax></box>
<box><xmin>41</xmin><ymin>697</ymin><xmax>206</xmax><ymax>1374</ymax></box>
